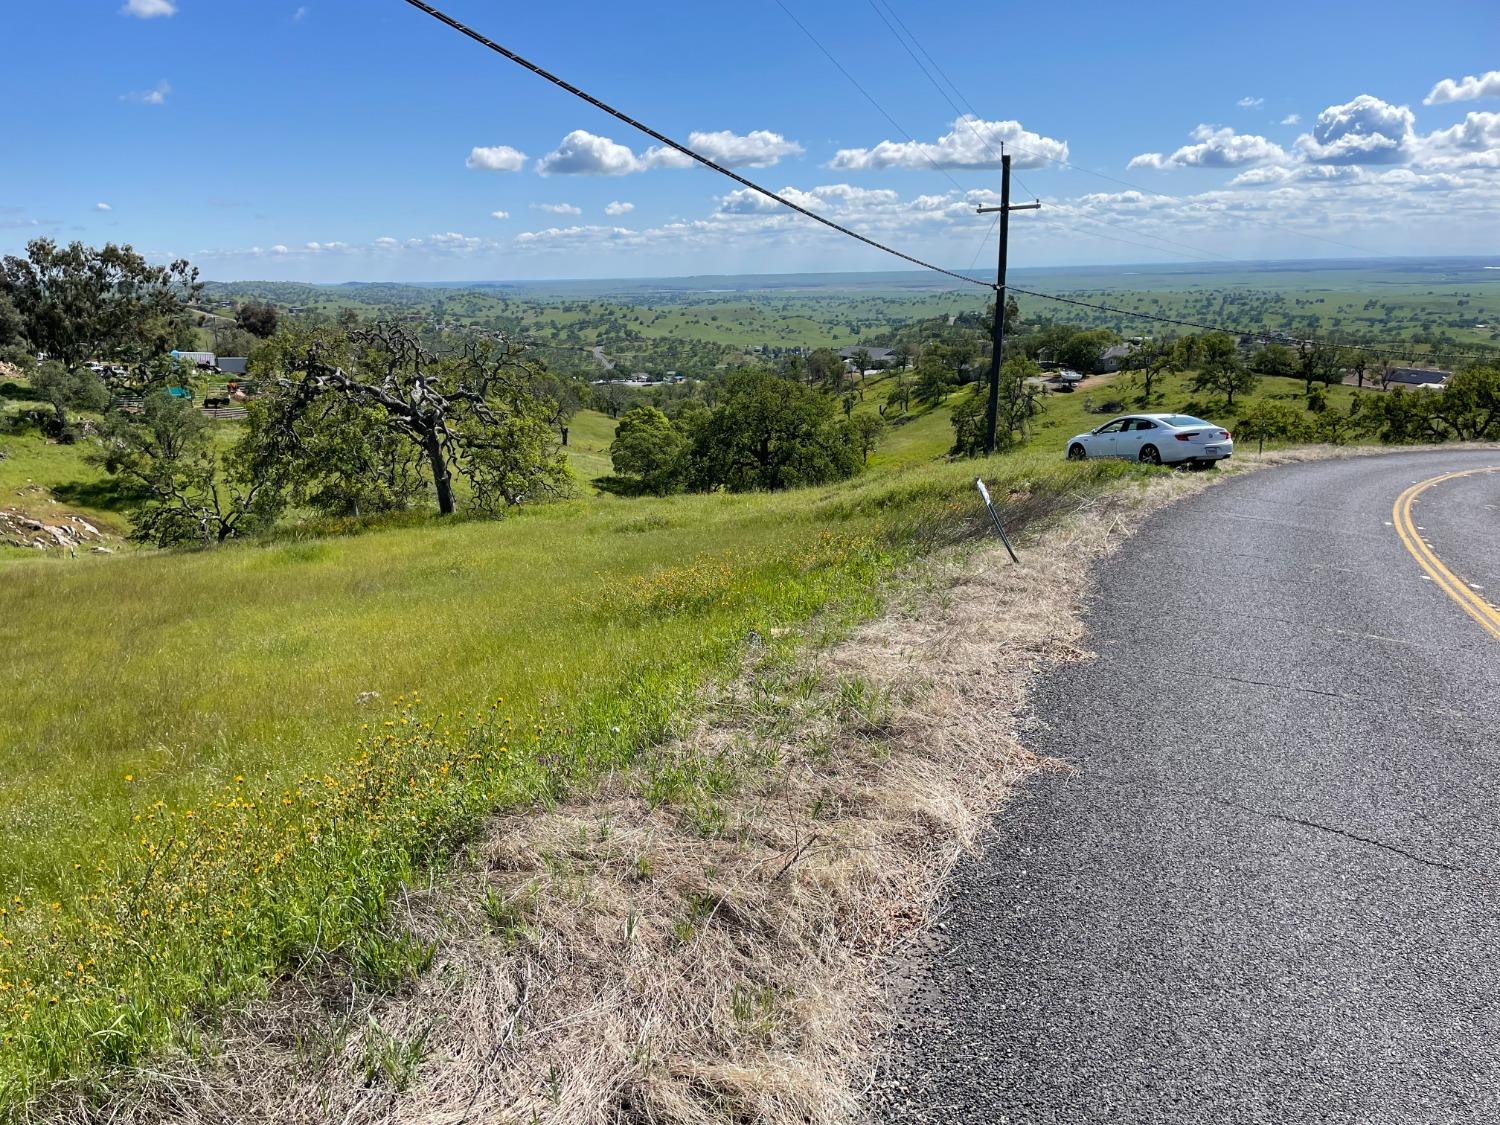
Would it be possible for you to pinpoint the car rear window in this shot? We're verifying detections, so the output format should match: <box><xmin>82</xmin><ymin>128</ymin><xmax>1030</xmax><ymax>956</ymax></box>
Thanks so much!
<box><xmin>1161</xmin><ymin>415</ymin><xmax>1212</xmax><ymax>428</ymax></box>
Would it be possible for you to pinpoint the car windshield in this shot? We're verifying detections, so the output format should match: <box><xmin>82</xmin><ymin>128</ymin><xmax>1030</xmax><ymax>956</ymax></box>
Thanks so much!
<box><xmin>1160</xmin><ymin>415</ymin><xmax>1213</xmax><ymax>428</ymax></box>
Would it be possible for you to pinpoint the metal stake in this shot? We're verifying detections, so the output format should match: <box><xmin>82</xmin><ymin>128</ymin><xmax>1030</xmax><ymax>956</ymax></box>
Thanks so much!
<box><xmin>976</xmin><ymin>478</ymin><xmax>1020</xmax><ymax>564</ymax></box>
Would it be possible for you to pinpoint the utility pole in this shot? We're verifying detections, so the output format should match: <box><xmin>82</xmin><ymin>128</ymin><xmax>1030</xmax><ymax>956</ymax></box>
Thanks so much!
<box><xmin>977</xmin><ymin>152</ymin><xmax>1040</xmax><ymax>454</ymax></box>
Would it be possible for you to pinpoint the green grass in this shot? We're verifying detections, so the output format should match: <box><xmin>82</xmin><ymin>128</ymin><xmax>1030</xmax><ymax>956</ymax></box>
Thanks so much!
<box><xmin>0</xmin><ymin>448</ymin><xmax>1140</xmax><ymax>1110</ymax></box>
<box><xmin>562</xmin><ymin>408</ymin><xmax>618</xmax><ymax>483</ymax></box>
<box><xmin>851</xmin><ymin>365</ymin><xmax>1389</xmax><ymax>473</ymax></box>
<box><xmin>0</xmin><ymin>423</ymin><xmax>132</xmax><ymax>540</ymax></box>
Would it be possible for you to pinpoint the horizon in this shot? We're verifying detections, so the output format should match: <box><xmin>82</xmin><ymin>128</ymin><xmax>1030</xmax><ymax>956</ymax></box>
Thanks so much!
<box><xmin>196</xmin><ymin>254</ymin><xmax>1500</xmax><ymax>291</ymax></box>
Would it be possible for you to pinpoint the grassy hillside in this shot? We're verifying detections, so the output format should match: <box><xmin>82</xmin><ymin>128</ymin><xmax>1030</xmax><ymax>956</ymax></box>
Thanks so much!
<box><xmin>854</xmin><ymin>366</ymin><xmax>1387</xmax><ymax>468</ymax></box>
<box><xmin>0</xmin><ymin>449</ymin><xmax>1137</xmax><ymax>1106</ymax></box>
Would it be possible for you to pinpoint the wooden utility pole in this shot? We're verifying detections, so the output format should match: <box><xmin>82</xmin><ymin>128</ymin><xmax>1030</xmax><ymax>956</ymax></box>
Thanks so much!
<box><xmin>977</xmin><ymin>152</ymin><xmax>1040</xmax><ymax>454</ymax></box>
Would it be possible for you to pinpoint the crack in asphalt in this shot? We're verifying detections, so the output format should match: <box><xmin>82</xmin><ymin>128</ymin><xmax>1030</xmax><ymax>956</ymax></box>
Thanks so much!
<box><xmin>1204</xmin><ymin>795</ymin><xmax>1463</xmax><ymax>874</ymax></box>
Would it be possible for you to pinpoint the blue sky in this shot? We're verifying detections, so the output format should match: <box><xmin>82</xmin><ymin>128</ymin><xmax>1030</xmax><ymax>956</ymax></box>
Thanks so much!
<box><xmin>3</xmin><ymin>0</ymin><xmax>1497</xmax><ymax>281</ymax></box>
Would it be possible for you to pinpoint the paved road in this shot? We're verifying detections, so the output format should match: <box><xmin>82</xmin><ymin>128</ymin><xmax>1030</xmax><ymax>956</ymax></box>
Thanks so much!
<box><xmin>875</xmin><ymin>451</ymin><xmax>1500</xmax><ymax>1124</ymax></box>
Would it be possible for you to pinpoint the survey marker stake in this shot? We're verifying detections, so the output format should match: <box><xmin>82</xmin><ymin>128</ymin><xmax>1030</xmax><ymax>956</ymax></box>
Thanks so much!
<box><xmin>976</xmin><ymin>478</ymin><xmax>1020</xmax><ymax>564</ymax></box>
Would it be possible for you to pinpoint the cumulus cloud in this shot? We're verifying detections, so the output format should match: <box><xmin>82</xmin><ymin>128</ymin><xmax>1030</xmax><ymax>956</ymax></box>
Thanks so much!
<box><xmin>684</xmin><ymin>129</ymin><xmax>802</xmax><ymax>167</ymax></box>
<box><xmin>1128</xmin><ymin>125</ymin><xmax>1288</xmax><ymax>170</ymax></box>
<box><xmin>830</xmin><ymin>115</ymin><xmax>1068</xmax><ymax>171</ymax></box>
<box><xmin>466</xmin><ymin>145</ymin><xmax>526</xmax><ymax>172</ymax></box>
<box><xmin>490</xmin><ymin>210</ymin><xmax>510</xmax><ymax>220</ymax></box>
<box><xmin>122</xmin><ymin>80</ymin><xmax>171</xmax><ymax>106</ymax></box>
<box><xmin>604</xmin><ymin>201</ymin><xmax>634</xmax><ymax>216</ymax></box>
<box><xmin>533</xmin><ymin>202</ymin><xmax>582</xmax><ymax>215</ymax></box>
<box><xmin>1424</xmin><ymin>69</ymin><xmax>1500</xmax><ymax>105</ymax></box>
<box><xmin>1237</xmin><ymin>96</ymin><xmax>1264</xmax><ymax>108</ymax></box>
<box><xmin>1295</xmin><ymin>94</ymin><xmax>1415</xmax><ymax>164</ymax></box>
<box><xmin>122</xmin><ymin>0</ymin><xmax>176</xmax><ymax>17</ymax></box>
<box><xmin>535</xmin><ymin>130</ymin><xmax>649</xmax><ymax>176</ymax></box>
<box><xmin>1281</xmin><ymin>113</ymin><xmax>1301</xmax><ymax>125</ymax></box>
<box><xmin>1422</xmin><ymin>110</ymin><xmax>1500</xmax><ymax>152</ymax></box>
<box><xmin>94</xmin><ymin>202</ymin><xmax>112</xmax><ymax>212</ymax></box>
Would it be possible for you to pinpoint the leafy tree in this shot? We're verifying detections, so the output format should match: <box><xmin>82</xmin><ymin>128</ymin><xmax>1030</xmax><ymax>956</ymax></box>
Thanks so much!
<box><xmin>850</xmin><ymin>412</ymin><xmax>884</xmax><ymax>463</ymax></box>
<box><xmin>0</xmin><ymin>292</ymin><xmax>23</xmax><ymax>349</ymax></box>
<box><xmin>1369</xmin><ymin>366</ymin><xmax>1500</xmax><ymax>443</ymax></box>
<box><xmin>950</xmin><ymin>357</ymin><xmax>1044</xmax><ymax>456</ymax></box>
<box><xmin>242</xmin><ymin>393</ymin><xmax>424</xmax><ymax>517</ymax></box>
<box><xmin>1235</xmin><ymin>398</ymin><xmax>1311</xmax><ymax>444</ymax></box>
<box><xmin>882</xmin><ymin>369</ymin><xmax>914</xmax><ymax>418</ymax></box>
<box><xmin>1252</xmin><ymin>343</ymin><xmax>1298</xmax><ymax>377</ymax></box>
<box><xmin>92</xmin><ymin>392</ymin><xmax>283</xmax><ymax>547</ymax></box>
<box><xmin>1345</xmin><ymin>348</ymin><xmax>1376</xmax><ymax>389</ymax></box>
<box><xmin>914</xmin><ymin>349</ymin><xmax>954</xmax><ymax>404</ymax></box>
<box><xmin>1188</xmin><ymin>332</ymin><xmax>1257</xmax><ymax>407</ymax></box>
<box><xmin>610</xmin><ymin>405</ymin><xmax>687</xmax><ymax>494</ymax></box>
<box><xmin>1123</xmin><ymin>339</ymin><xmax>1179</xmax><ymax>404</ymax></box>
<box><xmin>1296</xmin><ymin>340</ymin><xmax>1343</xmax><ymax>396</ymax></box>
<box><xmin>31</xmin><ymin>359</ymin><xmax>109</xmax><ymax>435</ymax></box>
<box><xmin>256</xmin><ymin>323</ymin><xmax>570</xmax><ymax>516</ymax></box>
<box><xmin>807</xmin><ymin>347</ymin><xmax>846</xmax><ymax>391</ymax></box>
<box><xmin>683</xmin><ymin>370</ymin><xmax>862</xmax><ymax>492</ymax></box>
<box><xmin>1056</xmin><ymin>328</ymin><xmax>1117</xmax><ymax>375</ymax></box>
<box><xmin>0</xmin><ymin>239</ymin><xmax>201</xmax><ymax>379</ymax></box>
<box><xmin>235</xmin><ymin>301</ymin><xmax>280</xmax><ymax>338</ymax></box>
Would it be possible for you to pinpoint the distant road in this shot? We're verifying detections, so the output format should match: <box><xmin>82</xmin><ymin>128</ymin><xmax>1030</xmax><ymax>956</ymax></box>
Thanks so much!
<box><xmin>592</xmin><ymin>344</ymin><xmax>615</xmax><ymax>372</ymax></box>
<box><xmin>877</xmin><ymin>451</ymin><xmax>1500</xmax><ymax>1123</ymax></box>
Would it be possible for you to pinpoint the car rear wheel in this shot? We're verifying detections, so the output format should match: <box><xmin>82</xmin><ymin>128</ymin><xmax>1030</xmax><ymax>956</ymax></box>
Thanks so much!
<box><xmin>1067</xmin><ymin>443</ymin><xmax>1087</xmax><ymax>461</ymax></box>
<box><xmin>1139</xmin><ymin>444</ymin><xmax>1162</xmax><ymax>465</ymax></box>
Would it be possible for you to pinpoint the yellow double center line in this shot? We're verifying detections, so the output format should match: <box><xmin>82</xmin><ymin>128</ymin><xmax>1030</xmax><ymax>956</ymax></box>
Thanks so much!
<box><xmin>1392</xmin><ymin>467</ymin><xmax>1500</xmax><ymax>641</ymax></box>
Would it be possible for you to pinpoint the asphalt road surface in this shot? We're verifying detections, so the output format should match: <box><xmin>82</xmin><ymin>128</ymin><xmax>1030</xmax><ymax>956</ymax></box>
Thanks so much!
<box><xmin>875</xmin><ymin>450</ymin><xmax>1500</xmax><ymax>1124</ymax></box>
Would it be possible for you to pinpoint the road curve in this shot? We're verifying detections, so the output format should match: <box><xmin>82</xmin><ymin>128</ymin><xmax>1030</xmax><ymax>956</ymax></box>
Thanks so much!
<box><xmin>874</xmin><ymin>450</ymin><xmax>1500</xmax><ymax>1124</ymax></box>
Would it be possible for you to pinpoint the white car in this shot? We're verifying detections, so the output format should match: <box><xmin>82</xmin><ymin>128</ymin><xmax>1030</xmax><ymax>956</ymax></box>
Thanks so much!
<box><xmin>1065</xmin><ymin>413</ymin><xmax>1234</xmax><ymax>467</ymax></box>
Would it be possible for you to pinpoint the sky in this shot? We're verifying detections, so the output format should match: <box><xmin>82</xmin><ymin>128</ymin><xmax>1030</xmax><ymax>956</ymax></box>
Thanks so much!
<box><xmin>3</xmin><ymin>0</ymin><xmax>1498</xmax><ymax>282</ymax></box>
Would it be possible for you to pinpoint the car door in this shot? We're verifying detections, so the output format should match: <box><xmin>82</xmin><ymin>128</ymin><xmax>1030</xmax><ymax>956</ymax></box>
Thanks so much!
<box><xmin>1090</xmin><ymin>418</ymin><xmax>1126</xmax><ymax>457</ymax></box>
<box><xmin>1113</xmin><ymin>418</ymin><xmax>1146</xmax><ymax>459</ymax></box>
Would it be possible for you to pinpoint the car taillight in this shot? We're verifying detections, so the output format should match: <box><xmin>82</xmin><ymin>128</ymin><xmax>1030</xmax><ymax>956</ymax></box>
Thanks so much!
<box><xmin>1220</xmin><ymin>430</ymin><xmax>1231</xmax><ymax>440</ymax></box>
<box><xmin>1175</xmin><ymin>432</ymin><xmax>1196</xmax><ymax>441</ymax></box>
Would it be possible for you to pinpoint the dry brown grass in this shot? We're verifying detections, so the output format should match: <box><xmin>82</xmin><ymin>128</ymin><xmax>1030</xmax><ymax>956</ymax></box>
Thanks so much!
<box><xmin>44</xmin><ymin>442</ymin><xmax>1496</xmax><ymax>1125</ymax></box>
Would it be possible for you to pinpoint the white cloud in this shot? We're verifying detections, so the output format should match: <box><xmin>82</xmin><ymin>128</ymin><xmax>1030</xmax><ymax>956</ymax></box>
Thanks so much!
<box><xmin>1424</xmin><ymin>69</ymin><xmax>1500</xmax><ymax>105</ymax></box>
<box><xmin>466</xmin><ymin>145</ymin><xmax>527</xmax><ymax>172</ymax></box>
<box><xmin>533</xmin><ymin>202</ymin><xmax>582</xmax><ymax>215</ymax></box>
<box><xmin>1295</xmin><ymin>94</ymin><xmax>1415</xmax><ymax>164</ymax></box>
<box><xmin>490</xmin><ymin>210</ymin><xmax>511</xmax><ymax>220</ymax></box>
<box><xmin>1128</xmin><ymin>125</ymin><xmax>1288</xmax><ymax>170</ymax></box>
<box><xmin>270</xmin><ymin>245</ymin><xmax>289</xmax><ymax>255</ymax></box>
<box><xmin>683</xmin><ymin>129</ymin><xmax>802</xmax><ymax>168</ymax></box>
<box><xmin>1421</xmin><ymin>110</ymin><xmax>1500</xmax><ymax>152</ymax></box>
<box><xmin>122</xmin><ymin>0</ymin><xmax>176</xmax><ymax>17</ymax></box>
<box><xmin>604</xmin><ymin>201</ymin><xmax>635</xmax><ymax>216</ymax></box>
<box><xmin>536</xmin><ymin>130</ymin><xmax>649</xmax><ymax>176</ymax></box>
<box><xmin>122</xmin><ymin>80</ymin><xmax>171</xmax><ymax>106</ymax></box>
<box><xmin>293</xmin><ymin>5</ymin><xmax>309</xmax><ymax>20</ymax></box>
<box><xmin>94</xmin><ymin>202</ymin><xmax>112</xmax><ymax>212</ymax></box>
<box><xmin>1237</xmin><ymin>96</ymin><xmax>1264</xmax><ymax>108</ymax></box>
<box><xmin>830</xmin><ymin>115</ymin><xmax>1068</xmax><ymax>171</ymax></box>
<box><xmin>374</xmin><ymin>236</ymin><xmax>399</xmax><ymax>248</ymax></box>
<box><xmin>1281</xmin><ymin>113</ymin><xmax>1301</xmax><ymax>125</ymax></box>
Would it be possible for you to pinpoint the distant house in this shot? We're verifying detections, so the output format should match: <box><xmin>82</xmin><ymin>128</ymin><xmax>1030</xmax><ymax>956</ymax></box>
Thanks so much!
<box><xmin>838</xmin><ymin>346</ymin><xmax>896</xmax><ymax>365</ymax></box>
<box><xmin>218</xmin><ymin>357</ymin><xmax>250</xmax><ymax>377</ymax></box>
<box><xmin>1096</xmin><ymin>343</ymin><xmax>1137</xmax><ymax>373</ymax></box>
<box><xmin>170</xmin><ymin>350</ymin><xmax>217</xmax><ymax>370</ymax></box>
<box><xmin>1385</xmin><ymin>367</ymin><xmax>1450</xmax><ymax>388</ymax></box>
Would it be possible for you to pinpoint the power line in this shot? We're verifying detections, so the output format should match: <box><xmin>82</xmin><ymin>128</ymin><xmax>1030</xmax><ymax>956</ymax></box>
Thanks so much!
<box><xmin>396</xmin><ymin>0</ymin><xmax>992</xmax><ymax>291</ymax></box>
<box><xmin>860</xmin><ymin>0</ymin><xmax>1249</xmax><ymax>267</ymax></box>
<box><xmin>769</xmin><ymin>0</ymin><xmax>969</xmax><ymax>195</ymax></box>
<box><xmin>863</xmin><ymin>0</ymin><xmax>1376</xmax><ymax>260</ymax></box>
<box><xmin>1007</xmin><ymin>285</ymin><xmax>1494</xmax><ymax>362</ymax></box>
